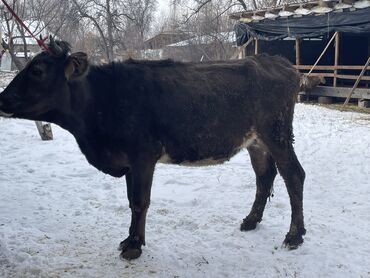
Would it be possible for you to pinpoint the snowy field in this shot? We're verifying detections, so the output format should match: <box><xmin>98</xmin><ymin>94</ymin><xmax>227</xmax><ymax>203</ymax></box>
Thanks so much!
<box><xmin>1</xmin><ymin>79</ymin><xmax>370</xmax><ymax>277</ymax></box>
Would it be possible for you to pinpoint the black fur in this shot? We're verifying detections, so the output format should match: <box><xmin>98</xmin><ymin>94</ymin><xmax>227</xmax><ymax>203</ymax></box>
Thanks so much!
<box><xmin>0</xmin><ymin>47</ymin><xmax>306</xmax><ymax>260</ymax></box>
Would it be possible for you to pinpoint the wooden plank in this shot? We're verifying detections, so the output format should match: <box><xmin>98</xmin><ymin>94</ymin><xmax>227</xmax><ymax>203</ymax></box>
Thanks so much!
<box><xmin>306</xmin><ymin>72</ymin><xmax>370</xmax><ymax>81</ymax></box>
<box><xmin>336</xmin><ymin>74</ymin><xmax>370</xmax><ymax>81</ymax></box>
<box><xmin>295</xmin><ymin>38</ymin><xmax>300</xmax><ymax>67</ymax></box>
<box><xmin>318</xmin><ymin>96</ymin><xmax>333</xmax><ymax>104</ymax></box>
<box><xmin>303</xmin><ymin>86</ymin><xmax>370</xmax><ymax>99</ymax></box>
<box><xmin>254</xmin><ymin>39</ymin><xmax>259</xmax><ymax>55</ymax></box>
<box><xmin>334</xmin><ymin>32</ymin><xmax>340</xmax><ymax>87</ymax></box>
<box><xmin>295</xmin><ymin>65</ymin><xmax>370</xmax><ymax>70</ymax></box>
<box><xmin>342</xmin><ymin>0</ymin><xmax>355</xmax><ymax>4</ymax></box>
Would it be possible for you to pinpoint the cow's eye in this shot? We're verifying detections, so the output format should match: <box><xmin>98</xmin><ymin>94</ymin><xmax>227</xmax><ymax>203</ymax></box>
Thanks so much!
<box><xmin>29</xmin><ymin>64</ymin><xmax>46</xmax><ymax>79</ymax></box>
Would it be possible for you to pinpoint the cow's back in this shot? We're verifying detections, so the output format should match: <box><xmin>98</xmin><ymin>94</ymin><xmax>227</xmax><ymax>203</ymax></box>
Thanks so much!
<box><xmin>86</xmin><ymin>56</ymin><xmax>299</xmax><ymax>165</ymax></box>
<box><xmin>134</xmin><ymin>55</ymin><xmax>300</xmax><ymax>164</ymax></box>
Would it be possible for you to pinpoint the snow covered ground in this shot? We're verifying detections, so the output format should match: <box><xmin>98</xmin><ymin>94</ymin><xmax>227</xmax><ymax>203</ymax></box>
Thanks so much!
<box><xmin>1</xmin><ymin>77</ymin><xmax>370</xmax><ymax>277</ymax></box>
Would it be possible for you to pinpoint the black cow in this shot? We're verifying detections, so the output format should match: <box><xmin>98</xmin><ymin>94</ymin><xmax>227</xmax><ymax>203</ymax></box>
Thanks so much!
<box><xmin>0</xmin><ymin>38</ymin><xmax>306</xmax><ymax>260</ymax></box>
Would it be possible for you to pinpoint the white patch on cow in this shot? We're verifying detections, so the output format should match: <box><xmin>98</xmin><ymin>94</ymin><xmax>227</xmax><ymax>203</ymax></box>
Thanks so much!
<box><xmin>158</xmin><ymin>149</ymin><xmax>226</xmax><ymax>166</ymax></box>
<box><xmin>180</xmin><ymin>157</ymin><xmax>229</xmax><ymax>167</ymax></box>
<box><xmin>158</xmin><ymin>130</ymin><xmax>259</xmax><ymax>167</ymax></box>
<box><xmin>237</xmin><ymin>130</ymin><xmax>258</xmax><ymax>151</ymax></box>
<box><xmin>158</xmin><ymin>152</ymin><xmax>173</xmax><ymax>164</ymax></box>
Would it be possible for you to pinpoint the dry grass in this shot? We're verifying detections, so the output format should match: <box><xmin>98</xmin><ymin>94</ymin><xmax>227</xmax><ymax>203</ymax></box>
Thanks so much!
<box><xmin>303</xmin><ymin>101</ymin><xmax>370</xmax><ymax>115</ymax></box>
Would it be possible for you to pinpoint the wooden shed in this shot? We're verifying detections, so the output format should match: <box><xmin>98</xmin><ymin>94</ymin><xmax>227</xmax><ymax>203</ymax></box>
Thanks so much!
<box><xmin>231</xmin><ymin>0</ymin><xmax>370</xmax><ymax>106</ymax></box>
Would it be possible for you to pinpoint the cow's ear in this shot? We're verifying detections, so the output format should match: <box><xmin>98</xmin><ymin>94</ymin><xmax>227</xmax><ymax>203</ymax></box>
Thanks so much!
<box><xmin>65</xmin><ymin>52</ymin><xmax>89</xmax><ymax>80</ymax></box>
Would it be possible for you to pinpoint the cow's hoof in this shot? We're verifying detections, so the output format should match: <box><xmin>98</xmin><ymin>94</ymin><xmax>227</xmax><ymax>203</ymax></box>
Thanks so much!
<box><xmin>118</xmin><ymin>237</ymin><xmax>143</xmax><ymax>260</ymax></box>
<box><xmin>283</xmin><ymin>233</ymin><xmax>304</xmax><ymax>250</ymax></box>
<box><xmin>240</xmin><ymin>217</ymin><xmax>259</xmax><ymax>231</ymax></box>
<box><xmin>120</xmin><ymin>247</ymin><xmax>142</xmax><ymax>260</ymax></box>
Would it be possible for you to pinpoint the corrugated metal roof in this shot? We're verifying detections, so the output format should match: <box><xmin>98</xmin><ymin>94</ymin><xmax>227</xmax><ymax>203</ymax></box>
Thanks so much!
<box><xmin>230</xmin><ymin>0</ymin><xmax>370</xmax><ymax>22</ymax></box>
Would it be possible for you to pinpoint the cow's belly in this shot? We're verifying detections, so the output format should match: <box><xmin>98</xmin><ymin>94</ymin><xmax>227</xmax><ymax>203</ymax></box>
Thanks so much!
<box><xmin>159</xmin><ymin>153</ymin><xmax>230</xmax><ymax>166</ymax></box>
<box><xmin>95</xmin><ymin>150</ymin><xmax>130</xmax><ymax>177</ymax></box>
<box><xmin>159</xmin><ymin>130</ymin><xmax>258</xmax><ymax>166</ymax></box>
<box><xmin>78</xmin><ymin>140</ymin><xmax>131</xmax><ymax>177</ymax></box>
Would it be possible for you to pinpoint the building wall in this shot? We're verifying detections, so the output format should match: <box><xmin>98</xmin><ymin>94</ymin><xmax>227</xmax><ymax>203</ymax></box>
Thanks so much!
<box><xmin>163</xmin><ymin>43</ymin><xmax>235</xmax><ymax>62</ymax></box>
<box><xmin>13</xmin><ymin>44</ymin><xmax>41</xmax><ymax>57</ymax></box>
<box><xmin>243</xmin><ymin>33</ymin><xmax>370</xmax><ymax>88</ymax></box>
<box><xmin>144</xmin><ymin>33</ymin><xmax>190</xmax><ymax>50</ymax></box>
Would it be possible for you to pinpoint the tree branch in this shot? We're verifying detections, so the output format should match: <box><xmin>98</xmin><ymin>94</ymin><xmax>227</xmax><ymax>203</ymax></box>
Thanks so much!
<box><xmin>236</xmin><ymin>0</ymin><xmax>248</xmax><ymax>10</ymax></box>
<box><xmin>184</xmin><ymin>0</ymin><xmax>212</xmax><ymax>23</ymax></box>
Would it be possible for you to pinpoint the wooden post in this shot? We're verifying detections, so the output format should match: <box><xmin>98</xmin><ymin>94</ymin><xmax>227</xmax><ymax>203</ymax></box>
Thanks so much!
<box><xmin>254</xmin><ymin>39</ymin><xmax>259</xmax><ymax>55</ymax></box>
<box><xmin>295</xmin><ymin>38</ymin><xmax>300</xmax><ymax>67</ymax></box>
<box><xmin>342</xmin><ymin>56</ymin><xmax>370</xmax><ymax>109</ymax></box>
<box><xmin>334</xmin><ymin>32</ymin><xmax>340</xmax><ymax>87</ymax></box>
<box><xmin>35</xmin><ymin>122</ymin><xmax>53</xmax><ymax>141</ymax></box>
<box><xmin>231</xmin><ymin>37</ymin><xmax>253</xmax><ymax>59</ymax></box>
<box><xmin>237</xmin><ymin>47</ymin><xmax>244</xmax><ymax>59</ymax></box>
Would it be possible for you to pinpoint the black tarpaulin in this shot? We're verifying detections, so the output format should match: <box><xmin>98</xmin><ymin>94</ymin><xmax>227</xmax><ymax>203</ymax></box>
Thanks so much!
<box><xmin>235</xmin><ymin>7</ymin><xmax>370</xmax><ymax>45</ymax></box>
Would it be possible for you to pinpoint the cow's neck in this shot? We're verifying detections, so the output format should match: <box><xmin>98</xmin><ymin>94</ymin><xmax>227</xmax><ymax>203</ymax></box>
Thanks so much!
<box><xmin>64</xmin><ymin>81</ymin><xmax>96</xmax><ymax>136</ymax></box>
<box><xmin>36</xmin><ymin>65</ymin><xmax>125</xmax><ymax>156</ymax></box>
<box><xmin>60</xmin><ymin>66</ymin><xmax>118</xmax><ymax>139</ymax></box>
<box><xmin>38</xmin><ymin>77</ymin><xmax>95</xmax><ymax>137</ymax></box>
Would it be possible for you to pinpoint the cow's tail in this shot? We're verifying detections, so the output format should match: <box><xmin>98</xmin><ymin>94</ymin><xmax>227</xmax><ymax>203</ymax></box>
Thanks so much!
<box><xmin>279</xmin><ymin>72</ymin><xmax>325</xmax><ymax>147</ymax></box>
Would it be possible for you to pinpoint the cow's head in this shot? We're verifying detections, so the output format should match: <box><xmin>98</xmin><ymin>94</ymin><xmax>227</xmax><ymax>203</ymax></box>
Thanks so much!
<box><xmin>0</xmin><ymin>37</ymin><xmax>89</xmax><ymax>120</ymax></box>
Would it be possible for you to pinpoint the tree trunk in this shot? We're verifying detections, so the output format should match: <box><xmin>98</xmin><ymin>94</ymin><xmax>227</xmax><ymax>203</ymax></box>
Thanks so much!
<box><xmin>106</xmin><ymin>0</ymin><xmax>115</xmax><ymax>61</ymax></box>
<box><xmin>7</xmin><ymin>49</ymin><xmax>25</xmax><ymax>70</ymax></box>
<box><xmin>35</xmin><ymin>121</ymin><xmax>53</xmax><ymax>141</ymax></box>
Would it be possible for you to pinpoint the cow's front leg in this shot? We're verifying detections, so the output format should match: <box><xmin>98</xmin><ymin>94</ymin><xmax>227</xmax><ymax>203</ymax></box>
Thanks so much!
<box><xmin>119</xmin><ymin>155</ymin><xmax>156</xmax><ymax>260</ymax></box>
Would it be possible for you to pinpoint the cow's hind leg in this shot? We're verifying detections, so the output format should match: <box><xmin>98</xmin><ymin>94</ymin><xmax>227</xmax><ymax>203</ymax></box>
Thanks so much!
<box><xmin>264</xmin><ymin>139</ymin><xmax>306</xmax><ymax>249</ymax></box>
<box><xmin>241</xmin><ymin>143</ymin><xmax>277</xmax><ymax>231</ymax></box>
<box><xmin>118</xmin><ymin>154</ymin><xmax>156</xmax><ymax>260</ymax></box>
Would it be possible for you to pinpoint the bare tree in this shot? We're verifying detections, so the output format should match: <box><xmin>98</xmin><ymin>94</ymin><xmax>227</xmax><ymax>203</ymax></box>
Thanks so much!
<box><xmin>0</xmin><ymin>0</ymin><xmax>66</xmax><ymax>140</ymax></box>
<box><xmin>70</xmin><ymin>0</ymin><xmax>156</xmax><ymax>62</ymax></box>
<box><xmin>183</xmin><ymin>0</ymin><xmax>249</xmax><ymax>22</ymax></box>
<box><xmin>157</xmin><ymin>0</ymin><xmax>236</xmax><ymax>62</ymax></box>
<box><xmin>120</xmin><ymin>0</ymin><xmax>157</xmax><ymax>50</ymax></box>
<box><xmin>70</xmin><ymin>0</ymin><xmax>116</xmax><ymax>61</ymax></box>
<box><xmin>1</xmin><ymin>0</ymin><xmax>68</xmax><ymax>64</ymax></box>
<box><xmin>1</xmin><ymin>0</ymin><xmax>29</xmax><ymax>69</ymax></box>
